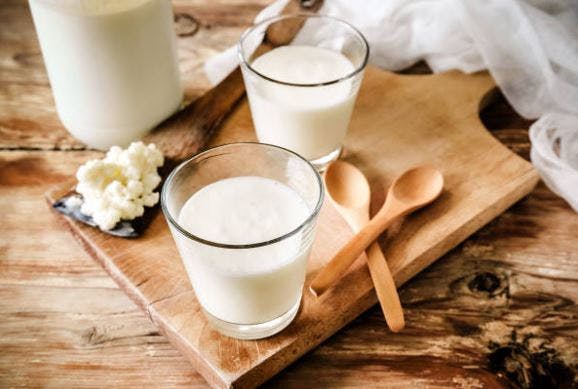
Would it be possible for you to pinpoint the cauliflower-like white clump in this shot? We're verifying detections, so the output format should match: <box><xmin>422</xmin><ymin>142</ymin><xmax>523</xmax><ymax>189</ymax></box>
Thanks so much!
<box><xmin>76</xmin><ymin>142</ymin><xmax>164</xmax><ymax>231</ymax></box>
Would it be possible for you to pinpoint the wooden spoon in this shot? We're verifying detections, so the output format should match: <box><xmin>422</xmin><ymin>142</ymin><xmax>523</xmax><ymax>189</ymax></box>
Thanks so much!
<box><xmin>321</xmin><ymin>161</ymin><xmax>405</xmax><ymax>332</ymax></box>
<box><xmin>310</xmin><ymin>165</ymin><xmax>444</xmax><ymax>297</ymax></box>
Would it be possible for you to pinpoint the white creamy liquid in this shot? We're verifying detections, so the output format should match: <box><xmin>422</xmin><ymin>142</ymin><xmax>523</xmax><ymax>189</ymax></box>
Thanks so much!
<box><xmin>29</xmin><ymin>0</ymin><xmax>183</xmax><ymax>149</ymax></box>
<box><xmin>176</xmin><ymin>176</ymin><xmax>311</xmax><ymax>324</ymax></box>
<box><xmin>245</xmin><ymin>45</ymin><xmax>357</xmax><ymax>160</ymax></box>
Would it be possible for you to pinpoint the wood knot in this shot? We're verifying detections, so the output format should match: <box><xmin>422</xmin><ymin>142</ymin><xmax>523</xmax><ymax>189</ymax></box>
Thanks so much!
<box><xmin>174</xmin><ymin>13</ymin><xmax>199</xmax><ymax>37</ymax></box>
<box><xmin>488</xmin><ymin>331</ymin><xmax>575</xmax><ymax>388</ymax></box>
<box><xmin>82</xmin><ymin>326</ymin><xmax>109</xmax><ymax>345</ymax></box>
<box><xmin>450</xmin><ymin>269</ymin><xmax>509</xmax><ymax>300</ymax></box>
<box><xmin>468</xmin><ymin>272</ymin><xmax>501</xmax><ymax>294</ymax></box>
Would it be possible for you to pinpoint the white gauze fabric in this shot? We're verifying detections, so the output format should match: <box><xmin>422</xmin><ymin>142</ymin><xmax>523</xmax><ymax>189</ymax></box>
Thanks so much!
<box><xmin>204</xmin><ymin>0</ymin><xmax>578</xmax><ymax>211</ymax></box>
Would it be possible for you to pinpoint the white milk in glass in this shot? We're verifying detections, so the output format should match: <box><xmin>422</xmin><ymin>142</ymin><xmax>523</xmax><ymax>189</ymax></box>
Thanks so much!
<box><xmin>176</xmin><ymin>176</ymin><xmax>311</xmax><ymax>324</ymax></box>
<box><xmin>29</xmin><ymin>0</ymin><xmax>183</xmax><ymax>149</ymax></box>
<box><xmin>245</xmin><ymin>45</ymin><xmax>357</xmax><ymax>161</ymax></box>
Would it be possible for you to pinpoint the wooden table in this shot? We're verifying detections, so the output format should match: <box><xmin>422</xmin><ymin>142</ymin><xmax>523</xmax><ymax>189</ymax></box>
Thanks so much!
<box><xmin>1</xmin><ymin>1</ymin><xmax>576</xmax><ymax>387</ymax></box>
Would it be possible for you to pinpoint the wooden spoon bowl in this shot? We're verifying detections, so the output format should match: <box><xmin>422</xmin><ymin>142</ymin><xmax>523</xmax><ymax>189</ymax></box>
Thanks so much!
<box><xmin>311</xmin><ymin>165</ymin><xmax>444</xmax><ymax>298</ymax></box>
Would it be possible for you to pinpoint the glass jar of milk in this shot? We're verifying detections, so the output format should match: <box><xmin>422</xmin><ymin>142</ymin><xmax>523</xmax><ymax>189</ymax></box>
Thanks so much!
<box><xmin>239</xmin><ymin>15</ymin><xmax>369</xmax><ymax>170</ymax></box>
<box><xmin>162</xmin><ymin>143</ymin><xmax>323</xmax><ymax>340</ymax></box>
<box><xmin>28</xmin><ymin>0</ymin><xmax>183</xmax><ymax>149</ymax></box>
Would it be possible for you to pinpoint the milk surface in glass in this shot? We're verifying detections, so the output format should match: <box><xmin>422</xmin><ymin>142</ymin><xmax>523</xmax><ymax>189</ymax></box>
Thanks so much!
<box><xmin>245</xmin><ymin>45</ymin><xmax>357</xmax><ymax>161</ymax></box>
<box><xmin>29</xmin><ymin>0</ymin><xmax>183</xmax><ymax>149</ymax></box>
<box><xmin>176</xmin><ymin>176</ymin><xmax>311</xmax><ymax>324</ymax></box>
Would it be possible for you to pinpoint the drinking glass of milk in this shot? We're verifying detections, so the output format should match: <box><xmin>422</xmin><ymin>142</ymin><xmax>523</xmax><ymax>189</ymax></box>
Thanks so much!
<box><xmin>161</xmin><ymin>143</ymin><xmax>323</xmax><ymax>339</ymax></box>
<box><xmin>28</xmin><ymin>0</ymin><xmax>183</xmax><ymax>149</ymax></box>
<box><xmin>238</xmin><ymin>14</ymin><xmax>369</xmax><ymax>170</ymax></box>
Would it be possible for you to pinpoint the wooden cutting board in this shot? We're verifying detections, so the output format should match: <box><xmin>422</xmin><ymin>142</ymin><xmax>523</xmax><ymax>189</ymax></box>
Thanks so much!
<box><xmin>46</xmin><ymin>66</ymin><xmax>539</xmax><ymax>388</ymax></box>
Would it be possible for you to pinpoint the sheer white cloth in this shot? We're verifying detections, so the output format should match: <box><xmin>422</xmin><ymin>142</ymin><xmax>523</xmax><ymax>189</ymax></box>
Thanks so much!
<box><xmin>204</xmin><ymin>0</ymin><xmax>578</xmax><ymax>211</ymax></box>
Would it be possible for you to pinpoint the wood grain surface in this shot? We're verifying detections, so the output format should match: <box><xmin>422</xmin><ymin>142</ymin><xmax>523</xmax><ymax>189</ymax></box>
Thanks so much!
<box><xmin>44</xmin><ymin>64</ymin><xmax>541</xmax><ymax>388</ymax></box>
<box><xmin>1</xmin><ymin>1</ymin><xmax>577</xmax><ymax>388</ymax></box>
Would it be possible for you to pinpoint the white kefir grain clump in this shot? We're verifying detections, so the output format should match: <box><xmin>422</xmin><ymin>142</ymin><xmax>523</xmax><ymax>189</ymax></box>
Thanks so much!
<box><xmin>75</xmin><ymin>142</ymin><xmax>164</xmax><ymax>230</ymax></box>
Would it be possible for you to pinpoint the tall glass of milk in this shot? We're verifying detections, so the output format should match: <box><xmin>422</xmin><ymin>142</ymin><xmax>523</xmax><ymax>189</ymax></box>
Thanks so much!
<box><xmin>161</xmin><ymin>143</ymin><xmax>323</xmax><ymax>339</ymax></box>
<box><xmin>238</xmin><ymin>14</ymin><xmax>369</xmax><ymax>170</ymax></box>
<box><xmin>28</xmin><ymin>0</ymin><xmax>183</xmax><ymax>149</ymax></box>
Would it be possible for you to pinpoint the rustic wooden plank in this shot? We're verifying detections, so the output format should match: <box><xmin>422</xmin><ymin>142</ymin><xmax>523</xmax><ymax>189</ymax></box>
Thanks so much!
<box><xmin>1</xmin><ymin>152</ymin><xmax>576</xmax><ymax>388</ymax></box>
<box><xmin>173</xmin><ymin>0</ymin><xmax>272</xmax><ymax>27</ymax></box>
<box><xmin>0</xmin><ymin>284</ymin><xmax>206</xmax><ymax>388</ymax></box>
<box><xmin>1</xmin><ymin>0</ymin><xmax>577</xmax><ymax>388</ymax></box>
<box><xmin>0</xmin><ymin>150</ymin><xmax>206</xmax><ymax>387</ymax></box>
<box><xmin>0</xmin><ymin>151</ymin><xmax>109</xmax><ymax>287</ymax></box>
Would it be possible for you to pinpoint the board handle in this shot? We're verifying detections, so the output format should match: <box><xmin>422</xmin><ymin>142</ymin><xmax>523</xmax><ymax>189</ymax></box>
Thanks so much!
<box><xmin>144</xmin><ymin>0</ymin><xmax>324</xmax><ymax>162</ymax></box>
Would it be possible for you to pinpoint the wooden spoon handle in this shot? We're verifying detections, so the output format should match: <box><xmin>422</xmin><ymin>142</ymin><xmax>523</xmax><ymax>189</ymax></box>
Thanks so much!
<box><xmin>366</xmin><ymin>242</ymin><xmax>405</xmax><ymax>332</ymax></box>
<box><xmin>310</xmin><ymin>211</ymin><xmax>399</xmax><ymax>296</ymax></box>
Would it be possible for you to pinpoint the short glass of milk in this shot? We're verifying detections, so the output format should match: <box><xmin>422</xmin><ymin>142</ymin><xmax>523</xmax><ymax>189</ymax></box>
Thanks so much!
<box><xmin>28</xmin><ymin>0</ymin><xmax>183</xmax><ymax>150</ymax></box>
<box><xmin>238</xmin><ymin>14</ymin><xmax>369</xmax><ymax>170</ymax></box>
<box><xmin>161</xmin><ymin>143</ymin><xmax>323</xmax><ymax>339</ymax></box>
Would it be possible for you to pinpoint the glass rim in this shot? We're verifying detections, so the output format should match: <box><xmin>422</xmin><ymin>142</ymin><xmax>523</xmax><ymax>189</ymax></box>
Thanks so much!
<box><xmin>161</xmin><ymin>142</ymin><xmax>325</xmax><ymax>249</ymax></box>
<box><xmin>237</xmin><ymin>13</ymin><xmax>370</xmax><ymax>88</ymax></box>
